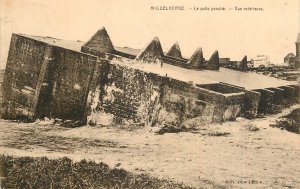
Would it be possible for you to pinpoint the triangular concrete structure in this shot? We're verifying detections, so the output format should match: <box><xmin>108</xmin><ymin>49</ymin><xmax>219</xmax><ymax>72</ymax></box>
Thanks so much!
<box><xmin>187</xmin><ymin>47</ymin><xmax>204</xmax><ymax>67</ymax></box>
<box><xmin>135</xmin><ymin>37</ymin><xmax>164</xmax><ymax>63</ymax></box>
<box><xmin>166</xmin><ymin>42</ymin><xmax>183</xmax><ymax>59</ymax></box>
<box><xmin>206</xmin><ymin>50</ymin><xmax>220</xmax><ymax>70</ymax></box>
<box><xmin>81</xmin><ymin>27</ymin><xmax>114</xmax><ymax>53</ymax></box>
<box><xmin>238</xmin><ymin>55</ymin><xmax>248</xmax><ymax>71</ymax></box>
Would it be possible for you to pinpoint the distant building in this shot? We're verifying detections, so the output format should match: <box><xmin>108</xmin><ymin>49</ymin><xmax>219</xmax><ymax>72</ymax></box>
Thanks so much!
<box><xmin>219</xmin><ymin>56</ymin><xmax>251</xmax><ymax>71</ymax></box>
<box><xmin>219</xmin><ymin>58</ymin><xmax>231</xmax><ymax>65</ymax></box>
<box><xmin>250</xmin><ymin>55</ymin><xmax>270</xmax><ymax>68</ymax></box>
<box><xmin>284</xmin><ymin>53</ymin><xmax>295</xmax><ymax>64</ymax></box>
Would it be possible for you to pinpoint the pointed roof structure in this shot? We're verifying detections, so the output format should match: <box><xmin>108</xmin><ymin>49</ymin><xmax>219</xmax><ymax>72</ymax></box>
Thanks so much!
<box><xmin>135</xmin><ymin>37</ymin><xmax>164</xmax><ymax>63</ymax></box>
<box><xmin>166</xmin><ymin>42</ymin><xmax>183</xmax><ymax>59</ymax></box>
<box><xmin>206</xmin><ymin>50</ymin><xmax>220</xmax><ymax>70</ymax></box>
<box><xmin>187</xmin><ymin>47</ymin><xmax>204</xmax><ymax>67</ymax></box>
<box><xmin>81</xmin><ymin>27</ymin><xmax>114</xmax><ymax>54</ymax></box>
<box><xmin>238</xmin><ymin>55</ymin><xmax>248</xmax><ymax>71</ymax></box>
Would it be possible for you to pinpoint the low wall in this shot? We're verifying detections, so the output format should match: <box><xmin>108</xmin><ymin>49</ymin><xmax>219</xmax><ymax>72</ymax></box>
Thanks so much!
<box><xmin>157</xmin><ymin>88</ymin><xmax>215</xmax><ymax>127</ymax></box>
<box><xmin>158</xmin><ymin>78</ymin><xmax>216</xmax><ymax>126</ymax></box>
<box><xmin>197</xmin><ymin>83</ymin><xmax>245</xmax><ymax>94</ymax></box>
<box><xmin>162</xmin><ymin>56</ymin><xmax>198</xmax><ymax>70</ymax></box>
<box><xmin>254</xmin><ymin>89</ymin><xmax>275</xmax><ymax>114</ymax></box>
<box><xmin>266</xmin><ymin>87</ymin><xmax>285</xmax><ymax>113</ymax></box>
<box><xmin>279</xmin><ymin>86</ymin><xmax>295</xmax><ymax>105</ymax></box>
<box><xmin>242</xmin><ymin>90</ymin><xmax>261</xmax><ymax>118</ymax></box>
<box><xmin>223</xmin><ymin>92</ymin><xmax>245</xmax><ymax>121</ymax></box>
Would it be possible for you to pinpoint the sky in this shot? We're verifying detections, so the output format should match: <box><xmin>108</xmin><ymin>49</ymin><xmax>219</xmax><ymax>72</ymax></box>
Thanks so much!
<box><xmin>0</xmin><ymin>0</ymin><xmax>299</xmax><ymax>69</ymax></box>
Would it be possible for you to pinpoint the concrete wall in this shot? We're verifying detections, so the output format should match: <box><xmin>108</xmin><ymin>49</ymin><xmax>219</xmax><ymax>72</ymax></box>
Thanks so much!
<box><xmin>242</xmin><ymin>90</ymin><xmax>261</xmax><ymax>118</ymax></box>
<box><xmin>86</xmin><ymin>59</ymin><xmax>244</xmax><ymax>126</ymax></box>
<box><xmin>157</xmin><ymin>87</ymin><xmax>215</xmax><ymax>127</ymax></box>
<box><xmin>46</xmin><ymin>47</ymin><xmax>98</xmax><ymax>122</ymax></box>
<box><xmin>279</xmin><ymin>86</ymin><xmax>295</xmax><ymax>106</ymax></box>
<box><xmin>254</xmin><ymin>89</ymin><xmax>275</xmax><ymax>114</ymax></box>
<box><xmin>158</xmin><ymin>78</ymin><xmax>215</xmax><ymax>126</ymax></box>
<box><xmin>87</xmin><ymin>62</ymin><xmax>163</xmax><ymax>125</ymax></box>
<box><xmin>87</xmin><ymin>61</ymin><xmax>216</xmax><ymax>126</ymax></box>
<box><xmin>103</xmin><ymin>63</ymin><xmax>162</xmax><ymax>124</ymax></box>
<box><xmin>1</xmin><ymin>35</ymin><xmax>99</xmax><ymax>123</ymax></box>
<box><xmin>223</xmin><ymin>92</ymin><xmax>245</xmax><ymax>121</ymax></box>
<box><xmin>1</xmin><ymin>34</ymin><xmax>50</xmax><ymax>119</ymax></box>
<box><xmin>195</xmin><ymin>86</ymin><xmax>245</xmax><ymax>122</ymax></box>
<box><xmin>197</xmin><ymin>83</ymin><xmax>245</xmax><ymax>94</ymax></box>
<box><xmin>266</xmin><ymin>88</ymin><xmax>284</xmax><ymax>113</ymax></box>
<box><xmin>162</xmin><ymin>56</ymin><xmax>198</xmax><ymax>70</ymax></box>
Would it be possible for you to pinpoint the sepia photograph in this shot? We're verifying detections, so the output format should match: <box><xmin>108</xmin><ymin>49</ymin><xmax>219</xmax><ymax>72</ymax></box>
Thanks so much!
<box><xmin>0</xmin><ymin>0</ymin><xmax>299</xmax><ymax>188</ymax></box>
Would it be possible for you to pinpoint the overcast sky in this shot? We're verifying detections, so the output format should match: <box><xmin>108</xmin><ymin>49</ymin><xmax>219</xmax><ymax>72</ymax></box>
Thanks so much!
<box><xmin>0</xmin><ymin>0</ymin><xmax>299</xmax><ymax>69</ymax></box>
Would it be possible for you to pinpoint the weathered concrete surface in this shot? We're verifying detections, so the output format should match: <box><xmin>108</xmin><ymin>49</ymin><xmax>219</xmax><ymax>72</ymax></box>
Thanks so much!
<box><xmin>2</xmin><ymin>35</ymin><xmax>239</xmax><ymax>125</ymax></box>
<box><xmin>2</xmin><ymin>34</ymin><xmax>99</xmax><ymax>123</ymax></box>
<box><xmin>223</xmin><ymin>92</ymin><xmax>245</xmax><ymax>121</ymax></box>
<box><xmin>135</xmin><ymin>37</ymin><xmax>164</xmax><ymax>63</ymax></box>
<box><xmin>87</xmin><ymin>62</ymin><xmax>163</xmax><ymax>126</ymax></box>
<box><xmin>279</xmin><ymin>86</ymin><xmax>295</xmax><ymax>105</ymax></box>
<box><xmin>157</xmin><ymin>89</ymin><xmax>215</xmax><ymax>127</ymax></box>
<box><xmin>81</xmin><ymin>27</ymin><xmax>115</xmax><ymax>54</ymax></box>
<box><xmin>206</xmin><ymin>50</ymin><xmax>220</xmax><ymax>70</ymax></box>
<box><xmin>267</xmin><ymin>88</ymin><xmax>284</xmax><ymax>105</ymax></box>
<box><xmin>242</xmin><ymin>90</ymin><xmax>261</xmax><ymax>118</ymax></box>
<box><xmin>166</xmin><ymin>42</ymin><xmax>183</xmax><ymax>59</ymax></box>
<box><xmin>197</xmin><ymin>83</ymin><xmax>245</xmax><ymax>94</ymax></box>
<box><xmin>266</xmin><ymin>87</ymin><xmax>285</xmax><ymax>113</ymax></box>
<box><xmin>87</xmin><ymin>62</ymin><xmax>217</xmax><ymax>126</ymax></box>
<box><xmin>187</xmin><ymin>48</ymin><xmax>204</xmax><ymax>68</ymax></box>
<box><xmin>195</xmin><ymin>85</ymin><xmax>244</xmax><ymax>122</ymax></box>
<box><xmin>1</xmin><ymin>34</ymin><xmax>50</xmax><ymax>120</ymax></box>
<box><xmin>254</xmin><ymin>89</ymin><xmax>275</xmax><ymax>114</ymax></box>
<box><xmin>86</xmin><ymin>57</ymin><xmax>246</xmax><ymax>126</ymax></box>
<box><xmin>47</xmin><ymin>47</ymin><xmax>98</xmax><ymax>122</ymax></box>
<box><xmin>238</xmin><ymin>55</ymin><xmax>248</xmax><ymax>71</ymax></box>
<box><xmin>158</xmin><ymin>78</ymin><xmax>216</xmax><ymax>126</ymax></box>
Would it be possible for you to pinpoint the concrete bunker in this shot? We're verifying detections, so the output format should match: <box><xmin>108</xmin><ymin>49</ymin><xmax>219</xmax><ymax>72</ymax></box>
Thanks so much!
<box><xmin>1</xmin><ymin>28</ymin><xmax>299</xmax><ymax>127</ymax></box>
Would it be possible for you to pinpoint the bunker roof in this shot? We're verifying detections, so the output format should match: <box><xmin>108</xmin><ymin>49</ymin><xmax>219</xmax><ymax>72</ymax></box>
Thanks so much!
<box><xmin>17</xmin><ymin>34</ymin><xmax>295</xmax><ymax>90</ymax></box>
